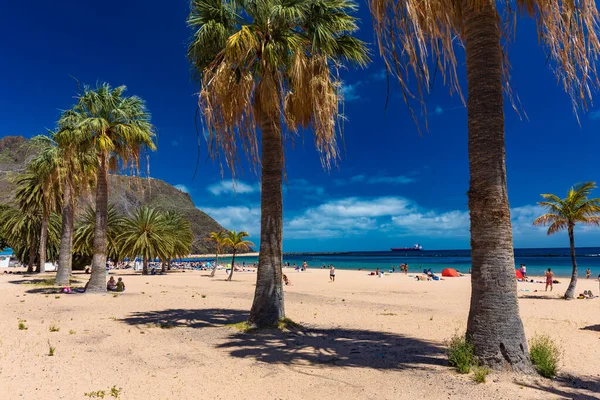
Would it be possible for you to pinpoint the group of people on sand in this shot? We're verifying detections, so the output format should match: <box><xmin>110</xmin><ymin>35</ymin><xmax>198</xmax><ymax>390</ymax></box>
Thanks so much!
<box><xmin>106</xmin><ymin>276</ymin><xmax>125</xmax><ymax>292</ymax></box>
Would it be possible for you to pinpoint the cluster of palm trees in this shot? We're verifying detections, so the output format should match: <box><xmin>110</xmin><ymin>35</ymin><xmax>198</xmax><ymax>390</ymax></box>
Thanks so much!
<box><xmin>188</xmin><ymin>0</ymin><xmax>600</xmax><ymax>372</ymax></box>
<box><xmin>206</xmin><ymin>230</ymin><xmax>254</xmax><ymax>281</ymax></box>
<box><xmin>0</xmin><ymin>83</ymin><xmax>158</xmax><ymax>290</ymax></box>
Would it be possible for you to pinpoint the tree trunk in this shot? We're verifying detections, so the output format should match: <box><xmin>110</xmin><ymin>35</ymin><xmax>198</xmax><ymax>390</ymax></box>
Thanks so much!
<box><xmin>143</xmin><ymin>255</ymin><xmax>149</xmax><ymax>275</ymax></box>
<box><xmin>87</xmin><ymin>154</ymin><xmax>109</xmax><ymax>293</ymax></box>
<box><xmin>161</xmin><ymin>259</ymin><xmax>166</xmax><ymax>273</ymax></box>
<box><xmin>37</xmin><ymin>214</ymin><xmax>49</xmax><ymax>273</ymax></box>
<box><xmin>56</xmin><ymin>182</ymin><xmax>74</xmax><ymax>285</ymax></box>
<box><xmin>248</xmin><ymin>114</ymin><xmax>285</xmax><ymax>328</ymax></box>
<box><xmin>167</xmin><ymin>259</ymin><xmax>171</xmax><ymax>271</ymax></box>
<box><xmin>463</xmin><ymin>1</ymin><xmax>531</xmax><ymax>372</ymax></box>
<box><xmin>227</xmin><ymin>251</ymin><xmax>236</xmax><ymax>281</ymax></box>
<box><xmin>564</xmin><ymin>225</ymin><xmax>578</xmax><ymax>299</ymax></box>
<box><xmin>210</xmin><ymin>252</ymin><xmax>219</xmax><ymax>277</ymax></box>
<box><xmin>27</xmin><ymin>235</ymin><xmax>36</xmax><ymax>273</ymax></box>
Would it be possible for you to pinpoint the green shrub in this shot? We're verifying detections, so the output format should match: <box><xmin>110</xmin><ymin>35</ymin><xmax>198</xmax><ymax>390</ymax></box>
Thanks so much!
<box><xmin>447</xmin><ymin>334</ymin><xmax>475</xmax><ymax>374</ymax></box>
<box><xmin>18</xmin><ymin>322</ymin><xmax>27</xmax><ymax>330</ymax></box>
<box><xmin>473</xmin><ymin>366</ymin><xmax>491</xmax><ymax>383</ymax></box>
<box><xmin>49</xmin><ymin>325</ymin><xmax>60</xmax><ymax>332</ymax></box>
<box><xmin>48</xmin><ymin>341</ymin><xmax>55</xmax><ymax>356</ymax></box>
<box><xmin>529</xmin><ymin>334</ymin><xmax>560</xmax><ymax>378</ymax></box>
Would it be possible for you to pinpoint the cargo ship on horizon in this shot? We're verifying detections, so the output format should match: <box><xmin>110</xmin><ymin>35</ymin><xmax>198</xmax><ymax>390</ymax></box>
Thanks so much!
<box><xmin>391</xmin><ymin>244</ymin><xmax>423</xmax><ymax>252</ymax></box>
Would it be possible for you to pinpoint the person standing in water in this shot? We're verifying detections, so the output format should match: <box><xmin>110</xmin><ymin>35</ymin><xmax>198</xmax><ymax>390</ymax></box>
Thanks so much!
<box><xmin>545</xmin><ymin>268</ymin><xmax>554</xmax><ymax>292</ymax></box>
<box><xmin>329</xmin><ymin>265</ymin><xmax>335</xmax><ymax>282</ymax></box>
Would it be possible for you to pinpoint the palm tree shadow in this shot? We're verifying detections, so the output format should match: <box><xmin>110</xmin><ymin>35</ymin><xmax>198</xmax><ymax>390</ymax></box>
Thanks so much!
<box><xmin>516</xmin><ymin>375</ymin><xmax>600</xmax><ymax>400</ymax></box>
<box><xmin>581</xmin><ymin>324</ymin><xmax>600</xmax><ymax>332</ymax></box>
<box><xmin>121</xmin><ymin>308</ymin><xmax>446</xmax><ymax>371</ymax></box>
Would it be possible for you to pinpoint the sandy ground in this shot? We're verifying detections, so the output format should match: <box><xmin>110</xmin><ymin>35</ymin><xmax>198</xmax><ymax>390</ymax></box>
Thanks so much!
<box><xmin>0</xmin><ymin>268</ymin><xmax>598</xmax><ymax>400</ymax></box>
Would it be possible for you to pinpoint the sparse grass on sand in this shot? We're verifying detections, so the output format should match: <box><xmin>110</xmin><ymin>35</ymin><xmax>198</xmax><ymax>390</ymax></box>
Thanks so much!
<box><xmin>530</xmin><ymin>334</ymin><xmax>560</xmax><ymax>378</ymax></box>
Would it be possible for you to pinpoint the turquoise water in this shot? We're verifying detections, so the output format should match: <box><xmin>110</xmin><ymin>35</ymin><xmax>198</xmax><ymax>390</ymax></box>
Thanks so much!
<box><xmin>194</xmin><ymin>248</ymin><xmax>600</xmax><ymax>278</ymax></box>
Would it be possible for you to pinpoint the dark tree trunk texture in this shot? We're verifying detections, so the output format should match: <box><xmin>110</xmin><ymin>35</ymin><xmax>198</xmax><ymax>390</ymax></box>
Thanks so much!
<box><xmin>227</xmin><ymin>251</ymin><xmax>236</xmax><ymax>281</ymax></box>
<box><xmin>210</xmin><ymin>252</ymin><xmax>219</xmax><ymax>277</ymax></box>
<box><xmin>248</xmin><ymin>114</ymin><xmax>285</xmax><ymax>327</ymax></box>
<box><xmin>37</xmin><ymin>214</ymin><xmax>49</xmax><ymax>273</ymax></box>
<box><xmin>27</xmin><ymin>236</ymin><xmax>36</xmax><ymax>273</ymax></box>
<box><xmin>56</xmin><ymin>182</ymin><xmax>74</xmax><ymax>285</ymax></box>
<box><xmin>143</xmin><ymin>255</ymin><xmax>149</xmax><ymax>275</ymax></box>
<box><xmin>565</xmin><ymin>225</ymin><xmax>578</xmax><ymax>299</ymax></box>
<box><xmin>167</xmin><ymin>259</ymin><xmax>172</xmax><ymax>271</ymax></box>
<box><xmin>463</xmin><ymin>1</ymin><xmax>532</xmax><ymax>372</ymax></box>
<box><xmin>87</xmin><ymin>154</ymin><xmax>109</xmax><ymax>292</ymax></box>
<box><xmin>161</xmin><ymin>259</ymin><xmax>166</xmax><ymax>274</ymax></box>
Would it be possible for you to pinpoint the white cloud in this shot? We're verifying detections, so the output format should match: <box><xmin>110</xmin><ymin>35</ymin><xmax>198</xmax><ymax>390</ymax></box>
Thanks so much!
<box><xmin>371</xmin><ymin>69</ymin><xmax>387</xmax><ymax>81</ymax></box>
<box><xmin>174</xmin><ymin>184</ymin><xmax>189</xmax><ymax>193</ymax></box>
<box><xmin>200</xmin><ymin>205</ymin><xmax>261</xmax><ymax>236</ymax></box>
<box><xmin>207</xmin><ymin>180</ymin><xmax>258</xmax><ymax>196</ymax></box>
<box><xmin>341</xmin><ymin>81</ymin><xmax>363</xmax><ymax>102</ymax></box>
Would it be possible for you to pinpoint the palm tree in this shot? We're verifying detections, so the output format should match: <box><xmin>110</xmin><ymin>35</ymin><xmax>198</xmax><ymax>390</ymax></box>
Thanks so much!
<box><xmin>61</xmin><ymin>83</ymin><xmax>157</xmax><ymax>292</ymax></box>
<box><xmin>369</xmin><ymin>0</ymin><xmax>600</xmax><ymax>370</ymax></box>
<box><xmin>188</xmin><ymin>0</ymin><xmax>368</xmax><ymax>327</ymax></box>
<box><xmin>162</xmin><ymin>211</ymin><xmax>194</xmax><ymax>273</ymax></box>
<box><xmin>222</xmin><ymin>231</ymin><xmax>254</xmax><ymax>281</ymax></box>
<box><xmin>0</xmin><ymin>207</ymin><xmax>61</xmax><ymax>271</ymax></box>
<box><xmin>74</xmin><ymin>205</ymin><xmax>123</xmax><ymax>261</ymax></box>
<box><xmin>533</xmin><ymin>182</ymin><xmax>600</xmax><ymax>299</ymax></box>
<box><xmin>53</xmin><ymin>116</ymin><xmax>98</xmax><ymax>285</ymax></box>
<box><xmin>117</xmin><ymin>207</ymin><xmax>173</xmax><ymax>275</ymax></box>
<box><xmin>15</xmin><ymin>137</ymin><xmax>62</xmax><ymax>273</ymax></box>
<box><xmin>206</xmin><ymin>230</ymin><xmax>226</xmax><ymax>277</ymax></box>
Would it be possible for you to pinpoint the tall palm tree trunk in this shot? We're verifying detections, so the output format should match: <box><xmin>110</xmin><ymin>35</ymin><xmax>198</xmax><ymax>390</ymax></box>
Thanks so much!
<box><xmin>37</xmin><ymin>214</ymin><xmax>49</xmax><ymax>273</ymax></box>
<box><xmin>161</xmin><ymin>259</ymin><xmax>166</xmax><ymax>274</ymax></box>
<box><xmin>167</xmin><ymin>258</ymin><xmax>172</xmax><ymax>271</ymax></box>
<box><xmin>27</xmin><ymin>236</ymin><xmax>36</xmax><ymax>273</ymax></box>
<box><xmin>227</xmin><ymin>250</ymin><xmax>236</xmax><ymax>281</ymax></box>
<box><xmin>88</xmin><ymin>154</ymin><xmax>109</xmax><ymax>292</ymax></box>
<box><xmin>249</xmin><ymin>115</ymin><xmax>285</xmax><ymax>327</ymax></box>
<box><xmin>565</xmin><ymin>225</ymin><xmax>578</xmax><ymax>299</ymax></box>
<box><xmin>210</xmin><ymin>252</ymin><xmax>219</xmax><ymax>277</ymax></box>
<box><xmin>463</xmin><ymin>1</ymin><xmax>531</xmax><ymax>372</ymax></box>
<box><xmin>143</xmin><ymin>255</ymin><xmax>149</xmax><ymax>275</ymax></box>
<box><xmin>56</xmin><ymin>182</ymin><xmax>74</xmax><ymax>285</ymax></box>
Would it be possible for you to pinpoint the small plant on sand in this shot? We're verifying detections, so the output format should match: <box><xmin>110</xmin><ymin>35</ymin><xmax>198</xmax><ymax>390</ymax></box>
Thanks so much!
<box><xmin>69</xmin><ymin>330</ymin><xmax>76</xmax><ymax>335</ymax></box>
<box><xmin>49</xmin><ymin>325</ymin><xmax>60</xmax><ymax>332</ymax></box>
<box><xmin>54</xmin><ymin>295</ymin><xmax>60</xmax><ymax>299</ymax></box>
<box><xmin>529</xmin><ymin>334</ymin><xmax>560</xmax><ymax>378</ymax></box>
<box><xmin>109</xmin><ymin>385</ymin><xmax>122</xmax><ymax>398</ymax></box>
<box><xmin>472</xmin><ymin>366</ymin><xmax>491</xmax><ymax>383</ymax></box>
<box><xmin>277</xmin><ymin>317</ymin><xmax>302</xmax><ymax>331</ymax></box>
<box><xmin>201</xmin><ymin>294</ymin><xmax>206</xmax><ymax>298</ymax></box>
<box><xmin>228</xmin><ymin>321</ymin><xmax>253</xmax><ymax>332</ymax></box>
<box><xmin>85</xmin><ymin>386</ymin><xmax>122</xmax><ymax>399</ymax></box>
<box><xmin>18</xmin><ymin>322</ymin><xmax>27</xmax><ymax>330</ymax></box>
<box><xmin>48</xmin><ymin>341</ymin><xmax>55</xmax><ymax>356</ymax></box>
<box><xmin>446</xmin><ymin>333</ymin><xmax>475</xmax><ymax>374</ymax></box>
<box><xmin>84</xmin><ymin>390</ymin><xmax>106</xmax><ymax>398</ymax></box>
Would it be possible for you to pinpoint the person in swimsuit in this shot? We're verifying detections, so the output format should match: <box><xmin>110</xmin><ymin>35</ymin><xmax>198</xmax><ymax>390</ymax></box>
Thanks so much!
<box><xmin>545</xmin><ymin>268</ymin><xmax>554</xmax><ymax>292</ymax></box>
<box><xmin>586</xmin><ymin>268</ymin><xmax>591</xmax><ymax>279</ymax></box>
<box><xmin>329</xmin><ymin>265</ymin><xmax>335</xmax><ymax>282</ymax></box>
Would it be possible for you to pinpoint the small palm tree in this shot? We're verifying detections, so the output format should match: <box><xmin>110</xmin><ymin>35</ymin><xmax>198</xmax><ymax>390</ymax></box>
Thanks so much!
<box><xmin>117</xmin><ymin>207</ymin><xmax>173</xmax><ymax>275</ymax></box>
<box><xmin>15</xmin><ymin>136</ymin><xmax>63</xmax><ymax>273</ymax></box>
<box><xmin>74</xmin><ymin>205</ymin><xmax>123</xmax><ymax>261</ymax></box>
<box><xmin>188</xmin><ymin>0</ymin><xmax>368</xmax><ymax>328</ymax></box>
<box><xmin>61</xmin><ymin>83</ymin><xmax>156</xmax><ymax>291</ymax></box>
<box><xmin>206</xmin><ymin>230</ymin><xmax>226</xmax><ymax>277</ymax></box>
<box><xmin>534</xmin><ymin>182</ymin><xmax>600</xmax><ymax>299</ymax></box>
<box><xmin>162</xmin><ymin>211</ymin><xmax>194</xmax><ymax>272</ymax></box>
<box><xmin>222</xmin><ymin>231</ymin><xmax>254</xmax><ymax>282</ymax></box>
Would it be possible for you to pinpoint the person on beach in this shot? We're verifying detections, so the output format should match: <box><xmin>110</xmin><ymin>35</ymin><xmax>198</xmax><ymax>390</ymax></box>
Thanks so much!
<box><xmin>282</xmin><ymin>274</ymin><xmax>291</xmax><ymax>286</ymax></box>
<box><xmin>520</xmin><ymin>264</ymin><xmax>527</xmax><ymax>279</ymax></box>
<box><xmin>302</xmin><ymin>261</ymin><xmax>308</xmax><ymax>271</ymax></box>
<box><xmin>545</xmin><ymin>268</ymin><xmax>554</xmax><ymax>292</ymax></box>
<box><xmin>404</xmin><ymin>264</ymin><xmax>409</xmax><ymax>275</ymax></box>
<box><xmin>586</xmin><ymin>268</ymin><xmax>591</xmax><ymax>279</ymax></box>
<box><xmin>116</xmin><ymin>277</ymin><xmax>125</xmax><ymax>292</ymax></box>
<box><xmin>107</xmin><ymin>276</ymin><xmax>117</xmax><ymax>291</ymax></box>
<box><xmin>329</xmin><ymin>266</ymin><xmax>335</xmax><ymax>282</ymax></box>
<box><xmin>375</xmin><ymin>268</ymin><xmax>382</xmax><ymax>278</ymax></box>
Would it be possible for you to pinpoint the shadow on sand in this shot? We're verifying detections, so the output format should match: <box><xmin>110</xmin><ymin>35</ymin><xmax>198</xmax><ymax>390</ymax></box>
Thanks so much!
<box><xmin>121</xmin><ymin>308</ymin><xmax>445</xmax><ymax>370</ymax></box>
<box><xmin>581</xmin><ymin>324</ymin><xmax>600</xmax><ymax>332</ymax></box>
<box><xmin>517</xmin><ymin>375</ymin><xmax>600</xmax><ymax>400</ymax></box>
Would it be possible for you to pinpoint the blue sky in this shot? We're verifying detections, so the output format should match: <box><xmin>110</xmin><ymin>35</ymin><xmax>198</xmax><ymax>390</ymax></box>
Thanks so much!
<box><xmin>2</xmin><ymin>0</ymin><xmax>600</xmax><ymax>251</ymax></box>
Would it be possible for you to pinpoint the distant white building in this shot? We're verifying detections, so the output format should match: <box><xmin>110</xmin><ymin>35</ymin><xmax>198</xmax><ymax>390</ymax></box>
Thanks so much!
<box><xmin>0</xmin><ymin>249</ymin><xmax>13</xmax><ymax>268</ymax></box>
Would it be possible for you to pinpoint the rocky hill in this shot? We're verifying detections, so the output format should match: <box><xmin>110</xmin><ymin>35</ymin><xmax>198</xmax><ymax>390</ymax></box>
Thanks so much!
<box><xmin>0</xmin><ymin>136</ymin><xmax>225</xmax><ymax>254</ymax></box>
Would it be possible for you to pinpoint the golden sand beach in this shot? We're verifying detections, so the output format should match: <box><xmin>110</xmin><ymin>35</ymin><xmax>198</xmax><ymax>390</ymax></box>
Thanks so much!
<box><xmin>1</xmin><ymin>268</ymin><xmax>598</xmax><ymax>399</ymax></box>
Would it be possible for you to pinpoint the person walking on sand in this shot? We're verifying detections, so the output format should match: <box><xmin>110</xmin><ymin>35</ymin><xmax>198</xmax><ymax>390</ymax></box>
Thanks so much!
<box><xmin>329</xmin><ymin>265</ymin><xmax>335</xmax><ymax>282</ymax></box>
<box><xmin>545</xmin><ymin>268</ymin><xmax>554</xmax><ymax>292</ymax></box>
<box><xmin>586</xmin><ymin>268</ymin><xmax>591</xmax><ymax>279</ymax></box>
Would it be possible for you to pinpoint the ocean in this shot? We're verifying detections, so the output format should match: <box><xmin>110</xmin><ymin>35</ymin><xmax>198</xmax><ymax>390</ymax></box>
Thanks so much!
<box><xmin>207</xmin><ymin>247</ymin><xmax>600</xmax><ymax>278</ymax></box>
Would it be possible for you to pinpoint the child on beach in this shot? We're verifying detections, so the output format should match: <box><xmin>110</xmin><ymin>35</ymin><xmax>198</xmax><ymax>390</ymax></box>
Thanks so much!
<box><xmin>545</xmin><ymin>268</ymin><xmax>554</xmax><ymax>292</ymax></box>
<box><xmin>329</xmin><ymin>266</ymin><xmax>335</xmax><ymax>282</ymax></box>
<box><xmin>116</xmin><ymin>277</ymin><xmax>125</xmax><ymax>292</ymax></box>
